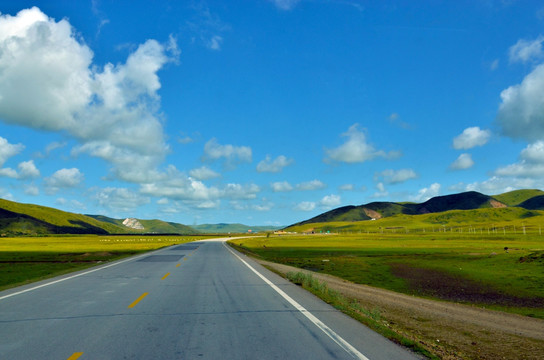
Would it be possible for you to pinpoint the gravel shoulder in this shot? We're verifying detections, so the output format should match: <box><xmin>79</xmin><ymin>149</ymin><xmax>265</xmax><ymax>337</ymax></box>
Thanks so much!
<box><xmin>258</xmin><ymin>259</ymin><xmax>544</xmax><ymax>360</ymax></box>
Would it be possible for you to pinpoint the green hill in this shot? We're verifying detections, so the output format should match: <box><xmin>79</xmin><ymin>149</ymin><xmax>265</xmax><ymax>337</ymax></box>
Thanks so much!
<box><xmin>290</xmin><ymin>191</ymin><xmax>507</xmax><ymax>228</ymax></box>
<box><xmin>0</xmin><ymin>199</ymin><xmax>126</xmax><ymax>235</ymax></box>
<box><xmin>0</xmin><ymin>199</ymin><xmax>199</xmax><ymax>236</ymax></box>
<box><xmin>493</xmin><ymin>189</ymin><xmax>544</xmax><ymax>206</ymax></box>
<box><xmin>286</xmin><ymin>207</ymin><xmax>544</xmax><ymax>233</ymax></box>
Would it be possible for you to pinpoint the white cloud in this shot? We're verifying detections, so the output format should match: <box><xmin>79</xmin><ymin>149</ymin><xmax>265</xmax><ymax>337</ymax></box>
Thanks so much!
<box><xmin>203</xmin><ymin>138</ymin><xmax>252</xmax><ymax>166</ymax></box>
<box><xmin>257</xmin><ymin>155</ymin><xmax>293</xmax><ymax>173</ymax></box>
<box><xmin>189</xmin><ymin>166</ymin><xmax>220</xmax><ymax>180</ymax></box>
<box><xmin>372</xmin><ymin>182</ymin><xmax>389</xmax><ymax>198</ymax></box>
<box><xmin>270</xmin><ymin>0</ymin><xmax>301</xmax><ymax>10</ymax></box>
<box><xmin>296</xmin><ymin>179</ymin><xmax>326</xmax><ymax>191</ymax></box>
<box><xmin>45</xmin><ymin>168</ymin><xmax>83</xmax><ymax>194</ymax></box>
<box><xmin>24</xmin><ymin>184</ymin><xmax>39</xmax><ymax>196</ymax></box>
<box><xmin>494</xmin><ymin>141</ymin><xmax>544</xmax><ymax>177</ymax></box>
<box><xmin>295</xmin><ymin>201</ymin><xmax>316</xmax><ymax>212</ymax></box>
<box><xmin>139</xmin><ymin>166</ymin><xmax>259</xmax><ymax>203</ymax></box>
<box><xmin>374</xmin><ymin>168</ymin><xmax>417</xmax><ymax>184</ymax></box>
<box><xmin>319</xmin><ymin>194</ymin><xmax>341</xmax><ymax>208</ymax></box>
<box><xmin>325</xmin><ymin>123</ymin><xmax>400</xmax><ymax>163</ymax></box>
<box><xmin>0</xmin><ymin>168</ymin><xmax>17</xmax><ymax>178</ymax></box>
<box><xmin>0</xmin><ymin>7</ymin><xmax>176</xmax><ymax>182</ymax></box>
<box><xmin>410</xmin><ymin>183</ymin><xmax>441</xmax><ymax>203</ymax></box>
<box><xmin>17</xmin><ymin>160</ymin><xmax>40</xmax><ymax>179</ymax></box>
<box><xmin>339</xmin><ymin>184</ymin><xmax>354</xmax><ymax>191</ymax></box>
<box><xmin>496</xmin><ymin>64</ymin><xmax>544</xmax><ymax>142</ymax></box>
<box><xmin>509</xmin><ymin>35</ymin><xmax>544</xmax><ymax>63</ymax></box>
<box><xmin>0</xmin><ymin>137</ymin><xmax>24</xmax><ymax>166</ymax></box>
<box><xmin>271</xmin><ymin>181</ymin><xmax>293</xmax><ymax>192</ymax></box>
<box><xmin>450</xmin><ymin>153</ymin><xmax>474</xmax><ymax>170</ymax></box>
<box><xmin>0</xmin><ymin>160</ymin><xmax>41</xmax><ymax>179</ymax></box>
<box><xmin>452</xmin><ymin>127</ymin><xmax>491</xmax><ymax>150</ymax></box>
<box><xmin>207</xmin><ymin>35</ymin><xmax>223</xmax><ymax>50</ymax></box>
<box><xmin>94</xmin><ymin>187</ymin><xmax>150</xmax><ymax>212</ymax></box>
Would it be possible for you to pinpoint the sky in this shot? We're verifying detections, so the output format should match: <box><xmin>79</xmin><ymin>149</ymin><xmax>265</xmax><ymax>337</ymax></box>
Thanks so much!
<box><xmin>0</xmin><ymin>1</ymin><xmax>544</xmax><ymax>226</ymax></box>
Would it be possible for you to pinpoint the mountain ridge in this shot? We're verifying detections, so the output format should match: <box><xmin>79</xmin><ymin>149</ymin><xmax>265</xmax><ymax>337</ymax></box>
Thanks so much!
<box><xmin>289</xmin><ymin>189</ymin><xmax>544</xmax><ymax>228</ymax></box>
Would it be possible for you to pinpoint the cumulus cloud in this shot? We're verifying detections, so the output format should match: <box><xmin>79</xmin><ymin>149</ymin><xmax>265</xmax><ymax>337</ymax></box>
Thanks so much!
<box><xmin>494</xmin><ymin>141</ymin><xmax>544</xmax><ymax>177</ymax></box>
<box><xmin>320</xmin><ymin>194</ymin><xmax>341</xmax><ymax>208</ymax></box>
<box><xmin>45</xmin><ymin>168</ymin><xmax>83</xmax><ymax>194</ymax></box>
<box><xmin>139</xmin><ymin>166</ymin><xmax>260</xmax><ymax>206</ymax></box>
<box><xmin>0</xmin><ymin>137</ymin><xmax>24</xmax><ymax>166</ymax></box>
<box><xmin>450</xmin><ymin>153</ymin><xmax>474</xmax><ymax>170</ymax></box>
<box><xmin>271</xmin><ymin>181</ymin><xmax>293</xmax><ymax>192</ymax></box>
<box><xmin>339</xmin><ymin>184</ymin><xmax>354</xmax><ymax>191</ymax></box>
<box><xmin>374</xmin><ymin>168</ymin><xmax>417</xmax><ymax>184</ymax></box>
<box><xmin>295</xmin><ymin>201</ymin><xmax>316</xmax><ymax>212</ymax></box>
<box><xmin>296</xmin><ymin>179</ymin><xmax>326</xmax><ymax>191</ymax></box>
<box><xmin>325</xmin><ymin>124</ymin><xmax>400</xmax><ymax>163</ymax></box>
<box><xmin>509</xmin><ymin>35</ymin><xmax>544</xmax><ymax>63</ymax></box>
<box><xmin>257</xmin><ymin>155</ymin><xmax>293</xmax><ymax>173</ymax></box>
<box><xmin>452</xmin><ymin>127</ymin><xmax>491</xmax><ymax>150</ymax></box>
<box><xmin>94</xmin><ymin>187</ymin><xmax>150</xmax><ymax>212</ymax></box>
<box><xmin>1</xmin><ymin>160</ymin><xmax>41</xmax><ymax>179</ymax></box>
<box><xmin>410</xmin><ymin>183</ymin><xmax>441</xmax><ymax>203</ymax></box>
<box><xmin>189</xmin><ymin>166</ymin><xmax>220</xmax><ymax>180</ymax></box>
<box><xmin>0</xmin><ymin>7</ymin><xmax>176</xmax><ymax>182</ymax></box>
<box><xmin>496</xmin><ymin>64</ymin><xmax>544</xmax><ymax>142</ymax></box>
<box><xmin>203</xmin><ymin>138</ymin><xmax>252</xmax><ymax>167</ymax></box>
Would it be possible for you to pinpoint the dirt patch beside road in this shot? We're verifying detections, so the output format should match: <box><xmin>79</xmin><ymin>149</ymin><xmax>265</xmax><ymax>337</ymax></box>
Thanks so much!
<box><xmin>259</xmin><ymin>259</ymin><xmax>544</xmax><ymax>360</ymax></box>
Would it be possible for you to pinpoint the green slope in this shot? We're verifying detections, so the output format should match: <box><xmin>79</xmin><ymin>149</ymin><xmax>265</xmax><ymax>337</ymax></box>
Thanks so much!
<box><xmin>493</xmin><ymin>189</ymin><xmax>544</xmax><ymax>206</ymax></box>
<box><xmin>0</xmin><ymin>199</ymin><xmax>126</xmax><ymax>235</ymax></box>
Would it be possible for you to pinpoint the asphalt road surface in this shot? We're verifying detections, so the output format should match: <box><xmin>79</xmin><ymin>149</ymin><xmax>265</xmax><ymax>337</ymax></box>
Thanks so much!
<box><xmin>0</xmin><ymin>239</ymin><xmax>420</xmax><ymax>359</ymax></box>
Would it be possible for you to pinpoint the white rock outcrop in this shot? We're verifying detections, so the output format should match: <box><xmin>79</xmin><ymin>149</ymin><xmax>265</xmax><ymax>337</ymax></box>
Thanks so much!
<box><xmin>122</xmin><ymin>218</ymin><xmax>144</xmax><ymax>230</ymax></box>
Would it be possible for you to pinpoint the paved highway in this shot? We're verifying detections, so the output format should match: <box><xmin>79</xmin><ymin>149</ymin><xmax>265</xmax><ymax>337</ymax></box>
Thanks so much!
<box><xmin>0</xmin><ymin>240</ymin><xmax>419</xmax><ymax>359</ymax></box>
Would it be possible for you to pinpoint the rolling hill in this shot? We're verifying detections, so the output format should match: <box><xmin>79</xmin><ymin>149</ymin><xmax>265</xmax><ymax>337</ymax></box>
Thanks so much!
<box><xmin>0</xmin><ymin>199</ymin><xmax>199</xmax><ymax>236</ymax></box>
<box><xmin>289</xmin><ymin>190</ymin><xmax>544</xmax><ymax>228</ymax></box>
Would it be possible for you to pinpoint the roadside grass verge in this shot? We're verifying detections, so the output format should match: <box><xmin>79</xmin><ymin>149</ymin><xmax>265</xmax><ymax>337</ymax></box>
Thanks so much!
<box><xmin>285</xmin><ymin>271</ymin><xmax>438</xmax><ymax>360</ymax></box>
<box><xmin>230</xmin><ymin>233</ymin><xmax>544</xmax><ymax>318</ymax></box>
<box><xmin>0</xmin><ymin>235</ymin><xmax>215</xmax><ymax>291</ymax></box>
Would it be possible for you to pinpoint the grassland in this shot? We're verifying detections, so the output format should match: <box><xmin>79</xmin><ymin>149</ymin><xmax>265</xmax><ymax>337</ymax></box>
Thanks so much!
<box><xmin>0</xmin><ymin>235</ymin><xmax>216</xmax><ymax>291</ymax></box>
<box><xmin>230</xmin><ymin>230</ymin><xmax>544</xmax><ymax>318</ymax></box>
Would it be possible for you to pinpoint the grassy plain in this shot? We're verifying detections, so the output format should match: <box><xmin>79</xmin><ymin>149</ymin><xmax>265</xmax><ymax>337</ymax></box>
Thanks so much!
<box><xmin>0</xmin><ymin>235</ymin><xmax>216</xmax><ymax>291</ymax></box>
<box><xmin>230</xmin><ymin>230</ymin><xmax>544</xmax><ymax>318</ymax></box>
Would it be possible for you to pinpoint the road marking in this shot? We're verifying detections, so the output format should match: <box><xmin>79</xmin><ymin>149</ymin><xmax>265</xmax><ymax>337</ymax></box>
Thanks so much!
<box><xmin>67</xmin><ymin>352</ymin><xmax>83</xmax><ymax>360</ymax></box>
<box><xmin>0</xmin><ymin>252</ymin><xmax>152</xmax><ymax>301</ymax></box>
<box><xmin>128</xmin><ymin>292</ymin><xmax>149</xmax><ymax>308</ymax></box>
<box><xmin>161</xmin><ymin>272</ymin><xmax>171</xmax><ymax>280</ymax></box>
<box><xmin>176</xmin><ymin>263</ymin><xmax>181</xmax><ymax>267</ymax></box>
<box><xmin>225</xmin><ymin>244</ymin><xmax>369</xmax><ymax>360</ymax></box>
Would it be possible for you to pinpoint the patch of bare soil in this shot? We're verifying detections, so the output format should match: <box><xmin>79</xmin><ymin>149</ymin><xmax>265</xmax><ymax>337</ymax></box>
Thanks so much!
<box><xmin>390</xmin><ymin>263</ymin><xmax>544</xmax><ymax>308</ymax></box>
<box><xmin>259</xmin><ymin>260</ymin><xmax>544</xmax><ymax>360</ymax></box>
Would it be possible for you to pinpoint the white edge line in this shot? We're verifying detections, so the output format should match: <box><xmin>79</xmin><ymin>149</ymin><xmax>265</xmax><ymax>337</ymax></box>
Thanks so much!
<box><xmin>0</xmin><ymin>252</ymin><xmax>152</xmax><ymax>301</ymax></box>
<box><xmin>224</xmin><ymin>243</ymin><xmax>370</xmax><ymax>360</ymax></box>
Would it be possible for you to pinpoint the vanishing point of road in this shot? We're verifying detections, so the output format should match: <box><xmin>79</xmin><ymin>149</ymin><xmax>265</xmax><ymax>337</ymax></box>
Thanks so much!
<box><xmin>0</xmin><ymin>239</ymin><xmax>419</xmax><ymax>359</ymax></box>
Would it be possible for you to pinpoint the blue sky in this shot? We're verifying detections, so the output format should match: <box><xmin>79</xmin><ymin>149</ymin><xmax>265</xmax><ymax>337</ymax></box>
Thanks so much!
<box><xmin>0</xmin><ymin>1</ymin><xmax>544</xmax><ymax>226</ymax></box>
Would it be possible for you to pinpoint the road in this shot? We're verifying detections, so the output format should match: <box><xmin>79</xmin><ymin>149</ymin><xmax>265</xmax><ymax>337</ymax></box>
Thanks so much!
<box><xmin>0</xmin><ymin>239</ymin><xmax>419</xmax><ymax>359</ymax></box>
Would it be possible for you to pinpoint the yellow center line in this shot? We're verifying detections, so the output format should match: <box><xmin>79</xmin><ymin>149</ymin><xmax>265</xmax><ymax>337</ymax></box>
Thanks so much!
<box><xmin>176</xmin><ymin>263</ymin><xmax>181</xmax><ymax>267</ymax></box>
<box><xmin>183</xmin><ymin>258</ymin><xmax>188</xmax><ymax>261</ymax></box>
<box><xmin>161</xmin><ymin>272</ymin><xmax>171</xmax><ymax>280</ymax></box>
<box><xmin>128</xmin><ymin>292</ymin><xmax>149</xmax><ymax>308</ymax></box>
<box><xmin>67</xmin><ymin>352</ymin><xmax>83</xmax><ymax>360</ymax></box>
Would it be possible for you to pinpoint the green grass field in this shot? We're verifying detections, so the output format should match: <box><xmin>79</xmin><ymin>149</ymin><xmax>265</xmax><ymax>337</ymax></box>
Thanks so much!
<box><xmin>230</xmin><ymin>231</ymin><xmax>544</xmax><ymax>318</ymax></box>
<box><xmin>0</xmin><ymin>235</ymin><xmax>216</xmax><ymax>291</ymax></box>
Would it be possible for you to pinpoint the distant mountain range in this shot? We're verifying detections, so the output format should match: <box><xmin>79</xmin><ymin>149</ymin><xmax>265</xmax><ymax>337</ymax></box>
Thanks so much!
<box><xmin>2</xmin><ymin>189</ymin><xmax>544</xmax><ymax>236</ymax></box>
<box><xmin>191</xmin><ymin>223</ymin><xmax>282</xmax><ymax>233</ymax></box>
<box><xmin>289</xmin><ymin>189</ymin><xmax>544</xmax><ymax>227</ymax></box>
<box><xmin>0</xmin><ymin>198</ymin><xmax>276</xmax><ymax>236</ymax></box>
